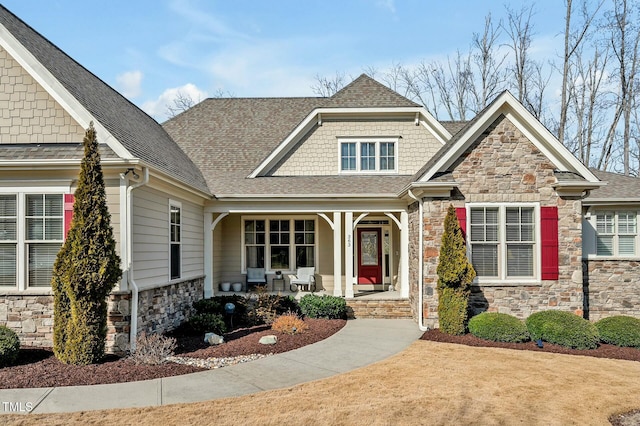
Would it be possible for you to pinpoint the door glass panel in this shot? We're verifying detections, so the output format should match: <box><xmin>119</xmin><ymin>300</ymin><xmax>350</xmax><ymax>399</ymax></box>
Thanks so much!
<box><xmin>360</xmin><ymin>231</ymin><xmax>379</xmax><ymax>266</ymax></box>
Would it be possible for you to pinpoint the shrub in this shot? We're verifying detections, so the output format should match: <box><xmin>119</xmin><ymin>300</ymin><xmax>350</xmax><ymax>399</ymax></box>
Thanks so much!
<box><xmin>437</xmin><ymin>287</ymin><xmax>468</xmax><ymax>335</ymax></box>
<box><xmin>129</xmin><ymin>332</ymin><xmax>176</xmax><ymax>365</ymax></box>
<box><xmin>193</xmin><ymin>295</ymin><xmax>248</xmax><ymax>327</ymax></box>
<box><xmin>186</xmin><ymin>313</ymin><xmax>227</xmax><ymax>335</ymax></box>
<box><xmin>271</xmin><ymin>312</ymin><xmax>309</xmax><ymax>335</ymax></box>
<box><xmin>436</xmin><ymin>205</ymin><xmax>476</xmax><ymax>335</ymax></box>
<box><xmin>468</xmin><ymin>312</ymin><xmax>530</xmax><ymax>343</ymax></box>
<box><xmin>0</xmin><ymin>325</ymin><xmax>20</xmax><ymax>368</ymax></box>
<box><xmin>299</xmin><ymin>294</ymin><xmax>347</xmax><ymax>319</ymax></box>
<box><xmin>525</xmin><ymin>310</ymin><xmax>599</xmax><ymax>350</ymax></box>
<box><xmin>595</xmin><ymin>316</ymin><xmax>640</xmax><ymax>348</ymax></box>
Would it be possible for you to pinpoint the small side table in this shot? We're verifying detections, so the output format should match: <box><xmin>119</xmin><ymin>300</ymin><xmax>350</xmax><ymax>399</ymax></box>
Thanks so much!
<box><xmin>272</xmin><ymin>277</ymin><xmax>285</xmax><ymax>292</ymax></box>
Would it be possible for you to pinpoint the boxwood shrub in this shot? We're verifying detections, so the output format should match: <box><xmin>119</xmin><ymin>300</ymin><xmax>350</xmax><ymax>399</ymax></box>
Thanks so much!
<box><xmin>595</xmin><ymin>316</ymin><xmax>640</xmax><ymax>348</ymax></box>
<box><xmin>0</xmin><ymin>325</ymin><xmax>20</xmax><ymax>367</ymax></box>
<box><xmin>525</xmin><ymin>310</ymin><xmax>599</xmax><ymax>350</ymax></box>
<box><xmin>468</xmin><ymin>312</ymin><xmax>530</xmax><ymax>343</ymax></box>
<box><xmin>299</xmin><ymin>294</ymin><xmax>347</xmax><ymax>319</ymax></box>
<box><xmin>186</xmin><ymin>313</ymin><xmax>227</xmax><ymax>335</ymax></box>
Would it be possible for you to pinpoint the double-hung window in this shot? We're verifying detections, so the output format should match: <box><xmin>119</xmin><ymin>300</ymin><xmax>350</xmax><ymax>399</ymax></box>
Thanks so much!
<box><xmin>0</xmin><ymin>195</ymin><xmax>17</xmax><ymax>287</ymax></box>
<box><xmin>469</xmin><ymin>205</ymin><xmax>537</xmax><ymax>280</ymax></box>
<box><xmin>243</xmin><ymin>218</ymin><xmax>316</xmax><ymax>272</ymax></box>
<box><xmin>339</xmin><ymin>138</ymin><xmax>397</xmax><ymax>173</ymax></box>
<box><xmin>595</xmin><ymin>211</ymin><xmax>637</xmax><ymax>256</ymax></box>
<box><xmin>26</xmin><ymin>194</ymin><xmax>63</xmax><ymax>287</ymax></box>
<box><xmin>169</xmin><ymin>201</ymin><xmax>181</xmax><ymax>280</ymax></box>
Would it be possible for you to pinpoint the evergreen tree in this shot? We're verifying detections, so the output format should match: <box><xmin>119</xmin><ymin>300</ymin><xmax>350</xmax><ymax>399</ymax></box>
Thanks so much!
<box><xmin>52</xmin><ymin>122</ymin><xmax>121</xmax><ymax>365</ymax></box>
<box><xmin>436</xmin><ymin>204</ymin><xmax>476</xmax><ymax>335</ymax></box>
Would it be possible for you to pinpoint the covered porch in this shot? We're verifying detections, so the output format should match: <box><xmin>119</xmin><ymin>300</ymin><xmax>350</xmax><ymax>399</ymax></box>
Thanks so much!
<box><xmin>202</xmin><ymin>200</ymin><xmax>410</xmax><ymax>301</ymax></box>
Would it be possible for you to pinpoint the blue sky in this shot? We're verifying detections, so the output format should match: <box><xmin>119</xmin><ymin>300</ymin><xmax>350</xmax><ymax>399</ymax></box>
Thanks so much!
<box><xmin>2</xmin><ymin>0</ymin><xmax>566</xmax><ymax>121</ymax></box>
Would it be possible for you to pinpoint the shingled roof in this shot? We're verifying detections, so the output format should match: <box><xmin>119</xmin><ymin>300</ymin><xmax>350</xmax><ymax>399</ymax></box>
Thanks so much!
<box><xmin>163</xmin><ymin>75</ymin><xmax>420</xmax><ymax>197</ymax></box>
<box><xmin>586</xmin><ymin>169</ymin><xmax>640</xmax><ymax>203</ymax></box>
<box><xmin>0</xmin><ymin>6</ymin><xmax>209</xmax><ymax>194</ymax></box>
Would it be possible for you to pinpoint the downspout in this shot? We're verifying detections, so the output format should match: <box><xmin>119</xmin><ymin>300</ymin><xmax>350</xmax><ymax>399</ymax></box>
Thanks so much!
<box><xmin>407</xmin><ymin>189</ymin><xmax>428</xmax><ymax>331</ymax></box>
<box><xmin>127</xmin><ymin>167</ymin><xmax>149</xmax><ymax>352</ymax></box>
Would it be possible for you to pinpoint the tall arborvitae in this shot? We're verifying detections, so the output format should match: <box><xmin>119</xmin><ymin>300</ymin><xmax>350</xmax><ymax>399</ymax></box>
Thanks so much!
<box><xmin>436</xmin><ymin>204</ymin><xmax>476</xmax><ymax>335</ymax></box>
<box><xmin>52</xmin><ymin>122</ymin><xmax>121</xmax><ymax>365</ymax></box>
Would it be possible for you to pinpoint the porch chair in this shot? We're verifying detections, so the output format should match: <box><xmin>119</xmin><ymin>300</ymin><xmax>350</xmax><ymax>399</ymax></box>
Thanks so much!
<box><xmin>245</xmin><ymin>267</ymin><xmax>267</xmax><ymax>292</ymax></box>
<box><xmin>288</xmin><ymin>267</ymin><xmax>316</xmax><ymax>292</ymax></box>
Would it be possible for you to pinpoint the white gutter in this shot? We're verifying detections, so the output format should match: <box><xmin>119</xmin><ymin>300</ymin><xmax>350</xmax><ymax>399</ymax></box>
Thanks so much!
<box><xmin>126</xmin><ymin>167</ymin><xmax>149</xmax><ymax>352</ymax></box>
<box><xmin>407</xmin><ymin>189</ymin><xmax>428</xmax><ymax>331</ymax></box>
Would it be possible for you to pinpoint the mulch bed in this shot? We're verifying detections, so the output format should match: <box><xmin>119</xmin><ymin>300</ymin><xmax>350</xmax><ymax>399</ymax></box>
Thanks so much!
<box><xmin>421</xmin><ymin>329</ymin><xmax>640</xmax><ymax>362</ymax></box>
<box><xmin>0</xmin><ymin>318</ymin><xmax>346</xmax><ymax>389</ymax></box>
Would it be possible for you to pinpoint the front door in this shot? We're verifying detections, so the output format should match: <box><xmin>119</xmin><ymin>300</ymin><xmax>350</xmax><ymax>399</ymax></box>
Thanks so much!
<box><xmin>357</xmin><ymin>228</ymin><xmax>382</xmax><ymax>284</ymax></box>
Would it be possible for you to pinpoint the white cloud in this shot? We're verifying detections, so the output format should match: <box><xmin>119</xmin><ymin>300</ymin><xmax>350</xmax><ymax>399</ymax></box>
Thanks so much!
<box><xmin>376</xmin><ymin>0</ymin><xmax>396</xmax><ymax>15</ymax></box>
<box><xmin>116</xmin><ymin>70</ymin><xmax>143</xmax><ymax>98</ymax></box>
<box><xmin>141</xmin><ymin>83</ymin><xmax>208</xmax><ymax>121</ymax></box>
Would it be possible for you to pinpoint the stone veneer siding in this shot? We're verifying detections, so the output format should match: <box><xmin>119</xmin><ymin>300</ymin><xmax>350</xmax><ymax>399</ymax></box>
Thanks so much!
<box><xmin>420</xmin><ymin>115</ymin><xmax>584</xmax><ymax>328</ymax></box>
<box><xmin>346</xmin><ymin>298</ymin><xmax>413</xmax><ymax>319</ymax></box>
<box><xmin>272</xmin><ymin>119</ymin><xmax>442</xmax><ymax>176</ymax></box>
<box><xmin>0</xmin><ymin>294</ymin><xmax>54</xmax><ymax>348</ymax></box>
<box><xmin>583</xmin><ymin>259</ymin><xmax>640</xmax><ymax>320</ymax></box>
<box><xmin>108</xmin><ymin>277</ymin><xmax>204</xmax><ymax>354</ymax></box>
<box><xmin>0</xmin><ymin>277</ymin><xmax>204</xmax><ymax>354</ymax></box>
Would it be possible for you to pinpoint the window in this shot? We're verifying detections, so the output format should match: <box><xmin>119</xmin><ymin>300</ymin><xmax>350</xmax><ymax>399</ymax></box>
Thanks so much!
<box><xmin>0</xmin><ymin>195</ymin><xmax>17</xmax><ymax>287</ymax></box>
<box><xmin>469</xmin><ymin>205</ymin><xmax>537</xmax><ymax>280</ymax></box>
<box><xmin>294</xmin><ymin>220</ymin><xmax>315</xmax><ymax>268</ymax></box>
<box><xmin>169</xmin><ymin>202</ymin><xmax>181</xmax><ymax>279</ymax></box>
<box><xmin>243</xmin><ymin>218</ymin><xmax>316</xmax><ymax>272</ymax></box>
<box><xmin>25</xmin><ymin>194</ymin><xmax>63</xmax><ymax>287</ymax></box>
<box><xmin>339</xmin><ymin>138</ymin><xmax>398</xmax><ymax>173</ymax></box>
<box><xmin>595</xmin><ymin>211</ymin><xmax>637</xmax><ymax>256</ymax></box>
<box><xmin>270</xmin><ymin>220</ymin><xmax>290</xmax><ymax>270</ymax></box>
<box><xmin>245</xmin><ymin>219</ymin><xmax>265</xmax><ymax>268</ymax></box>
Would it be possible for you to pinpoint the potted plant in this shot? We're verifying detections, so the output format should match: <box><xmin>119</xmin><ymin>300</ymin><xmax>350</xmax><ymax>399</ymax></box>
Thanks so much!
<box><xmin>275</xmin><ymin>270</ymin><xmax>282</xmax><ymax>279</ymax></box>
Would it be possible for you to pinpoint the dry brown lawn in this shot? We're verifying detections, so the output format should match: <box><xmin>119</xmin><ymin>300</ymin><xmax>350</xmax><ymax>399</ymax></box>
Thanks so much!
<box><xmin>4</xmin><ymin>340</ymin><xmax>640</xmax><ymax>425</ymax></box>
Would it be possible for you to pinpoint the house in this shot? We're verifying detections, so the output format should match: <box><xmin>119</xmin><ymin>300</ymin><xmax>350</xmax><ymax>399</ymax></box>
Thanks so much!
<box><xmin>0</xmin><ymin>6</ymin><xmax>638</xmax><ymax>354</ymax></box>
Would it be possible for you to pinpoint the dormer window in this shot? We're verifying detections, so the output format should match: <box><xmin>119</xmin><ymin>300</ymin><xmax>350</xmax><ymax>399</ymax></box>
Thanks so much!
<box><xmin>339</xmin><ymin>138</ymin><xmax>398</xmax><ymax>174</ymax></box>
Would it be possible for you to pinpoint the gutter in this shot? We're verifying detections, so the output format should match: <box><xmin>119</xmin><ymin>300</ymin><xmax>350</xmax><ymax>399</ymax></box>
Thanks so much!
<box><xmin>407</xmin><ymin>189</ymin><xmax>428</xmax><ymax>331</ymax></box>
<box><xmin>126</xmin><ymin>167</ymin><xmax>149</xmax><ymax>352</ymax></box>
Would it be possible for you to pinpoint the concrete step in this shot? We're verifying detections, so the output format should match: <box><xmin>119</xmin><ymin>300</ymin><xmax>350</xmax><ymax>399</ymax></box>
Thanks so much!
<box><xmin>346</xmin><ymin>299</ymin><xmax>414</xmax><ymax>319</ymax></box>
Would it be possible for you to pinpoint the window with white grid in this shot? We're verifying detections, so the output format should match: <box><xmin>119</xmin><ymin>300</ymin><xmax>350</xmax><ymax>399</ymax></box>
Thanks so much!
<box><xmin>596</xmin><ymin>211</ymin><xmax>637</xmax><ymax>256</ymax></box>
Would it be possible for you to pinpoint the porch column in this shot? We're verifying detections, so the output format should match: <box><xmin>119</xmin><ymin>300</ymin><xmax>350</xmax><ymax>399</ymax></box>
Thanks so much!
<box><xmin>400</xmin><ymin>211</ymin><xmax>409</xmax><ymax>298</ymax></box>
<box><xmin>203</xmin><ymin>213</ymin><xmax>213</xmax><ymax>298</ymax></box>
<box><xmin>333</xmin><ymin>212</ymin><xmax>342</xmax><ymax>297</ymax></box>
<box><xmin>344</xmin><ymin>212</ymin><xmax>354</xmax><ymax>298</ymax></box>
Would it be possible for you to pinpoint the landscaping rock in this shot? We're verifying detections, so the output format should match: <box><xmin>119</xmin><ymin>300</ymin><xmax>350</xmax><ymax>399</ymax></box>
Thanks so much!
<box><xmin>204</xmin><ymin>333</ymin><xmax>224</xmax><ymax>345</ymax></box>
<box><xmin>259</xmin><ymin>335</ymin><xmax>278</xmax><ymax>345</ymax></box>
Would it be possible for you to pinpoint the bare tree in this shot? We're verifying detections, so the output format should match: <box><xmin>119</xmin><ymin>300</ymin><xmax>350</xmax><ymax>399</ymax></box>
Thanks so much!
<box><xmin>470</xmin><ymin>13</ymin><xmax>507</xmax><ymax>113</ymax></box>
<box><xmin>558</xmin><ymin>0</ymin><xmax>604</xmax><ymax>145</ymax></box>
<box><xmin>166</xmin><ymin>91</ymin><xmax>200</xmax><ymax>118</ymax></box>
<box><xmin>503</xmin><ymin>5</ymin><xmax>536</xmax><ymax>104</ymax></box>
<box><xmin>311</xmin><ymin>72</ymin><xmax>348</xmax><ymax>97</ymax></box>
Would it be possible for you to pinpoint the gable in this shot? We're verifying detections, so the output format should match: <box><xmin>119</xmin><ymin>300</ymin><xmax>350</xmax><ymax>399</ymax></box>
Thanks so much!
<box><xmin>450</xmin><ymin>114</ymin><xmax>557</xmax><ymax>202</ymax></box>
<box><xmin>414</xmin><ymin>91</ymin><xmax>600</xmax><ymax>187</ymax></box>
<box><xmin>0</xmin><ymin>45</ymin><xmax>84</xmax><ymax>143</ymax></box>
<box><xmin>269</xmin><ymin>117</ymin><xmax>443</xmax><ymax>176</ymax></box>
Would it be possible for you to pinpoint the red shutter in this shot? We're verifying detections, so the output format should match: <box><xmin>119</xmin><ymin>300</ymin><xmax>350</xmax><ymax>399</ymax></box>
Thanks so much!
<box><xmin>540</xmin><ymin>206</ymin><xmax>559</xmax><ymax>280</ymax></box>
<box><xmin>64</xmin><ymin>193</ymin><xmax>74</xmax><ymax>239</ymax></box>
<box><xmin>455</xmin><ymin>207</ymin><xmax>467</xmax><ymax>240</ymax></box>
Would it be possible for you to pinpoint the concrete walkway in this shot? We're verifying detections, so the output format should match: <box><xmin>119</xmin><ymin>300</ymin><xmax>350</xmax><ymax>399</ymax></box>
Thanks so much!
<box><xmin>0</xmin><ymin>319</ymin><xmax>422</xmax><ymax>414</ymax></box>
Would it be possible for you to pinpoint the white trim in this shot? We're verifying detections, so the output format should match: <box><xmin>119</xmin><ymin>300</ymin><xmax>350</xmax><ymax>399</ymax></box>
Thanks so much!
<box><xmin>0</xmin><ymin>23</ymin><xmax>133</xmax><ymax>160</ymax></box>
<box><xmin>417</xmin><ymin>91</ymin><xmax>600</xmax><ymax>184</ymax></box>
<box><xmin>249</xmin><ymin>106</ymin><xmax>450</xmax><ymax>178</ymax></box>
<box><xmin>466</xmin><ymin>202</ymin><xmax>541</xmax><ymax>284</ymax></box>
<box><xmin>344</xmin><ymin>212</ymin><xmax>354</xmax><ymax>297</ymax></box>
<box><xmin>587</xmin><ymin>209</ymin><xmax>639</xmax><ymax>258</ymax></box>
<box><xmin>332</xmin><ymin>212</ymin><xmax>342</xmax><ymax>297</ymax></box>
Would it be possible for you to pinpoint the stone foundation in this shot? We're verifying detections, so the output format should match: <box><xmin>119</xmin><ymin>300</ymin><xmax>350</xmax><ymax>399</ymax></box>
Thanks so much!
<box><xmin>108</xmin><ymin>277</ymin><xmax>205</xmax><ymax>354</ymax></box>
<box><xmin>0</xmin><ymin>277</ymin><xmax>204</xmax><ymax>355</ymax></box>
<box><xmin>0</xmin><ymin>294</ymin><xmax>54</xmax><ymax>348</ymax></box>
<box><xmin>583</xmin><ymin>259</ymin><xmax>640</xmax><ymax>321</ymax></box>
<box><xmin>346</xmin><ymin>299</ymin><xmax>413</xmax><ymax>319</ymax></box>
